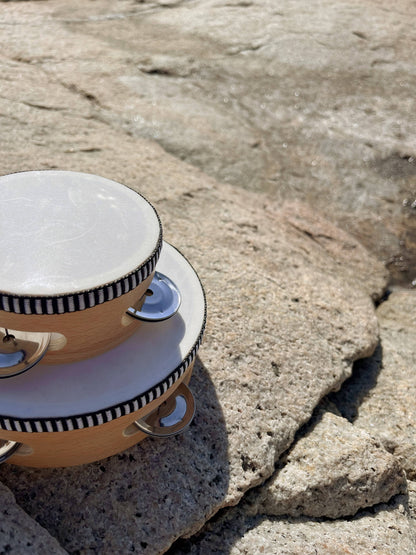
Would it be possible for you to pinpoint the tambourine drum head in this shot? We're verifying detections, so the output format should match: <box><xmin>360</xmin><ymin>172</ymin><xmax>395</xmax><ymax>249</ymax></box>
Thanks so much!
<box><xmin>0</xmin><ymin>243</ymin><xmax>205</xmax><ymax>464</ymax></box>
<box><xmin>0</xmin><ymin>171</ymin><xmax>160</xmax><ymax>296</ymax></box>
<box><xmin>0</xmin><ymin>171</ymin><xmax>162</xmax><ymax>364</ymax></box>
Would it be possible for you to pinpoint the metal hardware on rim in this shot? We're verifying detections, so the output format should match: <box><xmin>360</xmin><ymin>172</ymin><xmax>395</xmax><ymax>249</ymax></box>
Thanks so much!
<box><xmin>134</xmin><ymin>383</ymin><xmax>195</xmax><ymax>437</ymax></box>
<box><xmin>0</xmin><ymin>328</ymin><xmax>51</xmax><ymax>378</ymax></box>
<box><xmin>126</xmin><ymin>271</ymin><xmax>181</xmax><ymax>322</ymax></box>
<box><xmin>0</xmin><ymin>440</ymin><xmax>21</xmax><ymax>464</ymax></box>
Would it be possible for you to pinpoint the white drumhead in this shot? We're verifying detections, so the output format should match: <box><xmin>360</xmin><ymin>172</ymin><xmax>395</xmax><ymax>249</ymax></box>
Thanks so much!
<box><xmin>0</xmin><ymin>243</ymin><xmax>205</xmax><ymax>424</ymax></box>
<box><xmin>0</xmin><ymin>171</ymin><xmax>161</xmax><ymax>296</ymax></box>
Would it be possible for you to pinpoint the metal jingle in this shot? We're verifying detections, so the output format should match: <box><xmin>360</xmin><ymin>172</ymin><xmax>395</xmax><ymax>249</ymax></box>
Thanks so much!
<box><xmin>134</xmin><ymin>383</ymin><xmax>195</xmax><ymax>437</ymax></box>
<box><xmin>127</xmin><ymin>271</ymin><xmax>181</xmax><ymax>322</ymax></box>
<box><xmin>0</xmin><ymin>440</ymin><xmax>21</xmax><ymax>464</ymax></box>
<box><xmin>0</xmin><ymin>328</ymin><xmax>51</xmax><ymax>378</ymax></box>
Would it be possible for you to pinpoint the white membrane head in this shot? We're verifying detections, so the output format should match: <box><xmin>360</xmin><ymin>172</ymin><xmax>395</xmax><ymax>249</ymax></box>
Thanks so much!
<box><xmin>0</xmin><ymin>171</ymin><xmax>160</xmax><ymax>296</ymax></box>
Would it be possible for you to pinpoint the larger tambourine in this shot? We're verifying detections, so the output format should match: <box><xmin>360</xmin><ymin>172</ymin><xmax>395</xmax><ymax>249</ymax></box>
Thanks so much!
<box><xmin>0</xmin><ymin>171</ymin><xmax>166</xmax><ymax>374</ymax></box>
<box><xmin>0</xmin><ymin>243</ymin><xmax>206</xmax><ymax>467</ymax></box>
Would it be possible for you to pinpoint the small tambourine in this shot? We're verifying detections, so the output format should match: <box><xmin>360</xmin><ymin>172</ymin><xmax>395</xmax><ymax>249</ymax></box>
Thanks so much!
<box><xmin>0</xmin><ymin>243</ymin><xmax>206</xmax><ymax>467</ymax></box>
<box><xmin>0</xmin><ymin>171</ymin><xmax>178</xmax><ymax>374</ymax></box>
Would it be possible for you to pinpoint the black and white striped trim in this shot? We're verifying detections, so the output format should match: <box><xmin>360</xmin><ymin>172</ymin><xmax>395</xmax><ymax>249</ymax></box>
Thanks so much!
<box><xmin>0</xmin><ymin>298</ymin><xmax>206</xmax><ymax>433</ymax></box>
<box><xmin>0</xmin><ymin>233</ymin><xmax>163</xmax><ymax>316</ymax></box>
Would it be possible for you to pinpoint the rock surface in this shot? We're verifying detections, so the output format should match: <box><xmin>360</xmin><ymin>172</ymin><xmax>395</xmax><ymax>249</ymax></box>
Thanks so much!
<box><xmin>0</xmin><ymin>9</ymin><xmax>386</xmax><ymax>553</ymax></box>
<box><xmin>171</xmin><ymin>489</ymin><xmax>416</xmax><ymax>554</ymax></box>
<box><xmin>332</xmin><ymin>290</ymin><xmax>416</xmax><ymax>480</ymax></box>
<box><xmin>254</xmin><ymin>406</ymin><xmax>406</xmax><ymax>519</ymax></box>
<box><xmin>0</xmin><ymin>481</ymin><xmax>67</xmax><ymax>555</ymax></box>
<box><xmin>1</xmin><ymin>0</ymin><xmax>414</xmax><ymax>283</ymax></box>
<box><xmin>0</xmin><ymin>0</ymin><xmax>413</xmax><ymax>553</ymax></box>
<box><xmin>0</xmin><ymin>164</ymin><xmax>383</xmax><ymax>553</ymax></box>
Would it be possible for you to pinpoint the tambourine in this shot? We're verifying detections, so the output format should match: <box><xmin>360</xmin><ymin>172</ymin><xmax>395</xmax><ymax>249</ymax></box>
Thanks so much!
<box><xmin>0</xmin><ymin>243</ymin><xmax>206</xmax><ymax>467</ymax></box>
<box><xmin>0</xmin><ymin>171</ymin><xmax>174</xmax><ymax>374</ymax></box>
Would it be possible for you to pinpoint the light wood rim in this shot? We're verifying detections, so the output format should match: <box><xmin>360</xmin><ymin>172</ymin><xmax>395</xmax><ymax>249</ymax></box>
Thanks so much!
<box><xmin>0</xmin><ymin>273</ymin><xmax>154</xmax><ymax>364</ymax></box>
<box><xmin>0</xmin><ymin>364</ymin><xmax>194</xmax><ymax>467</ymax></box>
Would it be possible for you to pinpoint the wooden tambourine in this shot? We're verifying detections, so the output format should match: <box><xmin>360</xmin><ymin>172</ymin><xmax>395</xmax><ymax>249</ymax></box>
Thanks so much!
<box><xmin>0</xmin><ymin>242</ymin><xmax>206</xmax><ymax>467</ymax></box>
<box><xmin>0</xmin><ymin>171</ymin><xmax>164</xmax><ymax>373</ymax></box>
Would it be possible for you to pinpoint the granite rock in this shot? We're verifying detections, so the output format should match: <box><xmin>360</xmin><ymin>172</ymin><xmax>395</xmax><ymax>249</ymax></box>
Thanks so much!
<box><xmin>1</xmin><ymin>0</ymin><xmax>413</xmax><ymax>283</ymax></box>
<box><xmin>0</xmin><ymin>2</ymin><xmax>394</xmax><ymax>553</ymax></box>
<box><xmin>0</xmin><ymin>481</ymin><xmax>67</xmax><ymax>555</ymax></box>
<box><xmin>408</xmin><ymin>480</ymin><xmax>416</xmax><ymax>524</ymax></box>
<box><xmin>254</xmin><ymin>407</ymin><xmax>406</xmax><ymax>519</ymax></box>
<box><xmin>171</xmin><ymin>490</ymin><xmax>416</xmax><ymax>554</ymax></box>
<box><xmin>332</xmin><ymin>290</ymin><xmax>416</xmax><ymax>480</ymax></box>
<box><xmin>0</xmin><ymin>47</ymin><xmax>386</xmax><ymax>555</ymax></box>
<box><xmin>0</xmin><ymin>170</ymin><xmax>384</xmax><ymax>553</ymax></box>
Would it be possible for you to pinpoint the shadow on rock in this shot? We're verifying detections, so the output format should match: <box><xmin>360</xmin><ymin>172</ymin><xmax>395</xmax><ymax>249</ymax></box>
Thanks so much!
<box><xmin>0</xmin><ymin>356</ymin><xmax>229</xmax><ymax>555</ymax></box>
<box><xmin>168</xmin><ymin>490</ymin><xmax>414</xmax><ymax>555</ymax></box>
<box><xmin>328</xmin><ymin>342</ymin><xmax>383</xmax><ymax>422</ymax></box>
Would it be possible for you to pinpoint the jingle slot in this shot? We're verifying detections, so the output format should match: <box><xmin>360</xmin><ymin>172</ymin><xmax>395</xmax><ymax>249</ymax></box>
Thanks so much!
<box><xmin>48</xmin><ymin>332</ymin><xmax>67</xmax><ymax>351</ymax></box>
<box><xmin>126</xmin><ymin>271</ymin><xmax>181</xmax><ymax>322</ymax></box>
<box><xmin>132</xmin><ymin>383</ymin><xmax>195</xmax><ymax>438</ymax></box>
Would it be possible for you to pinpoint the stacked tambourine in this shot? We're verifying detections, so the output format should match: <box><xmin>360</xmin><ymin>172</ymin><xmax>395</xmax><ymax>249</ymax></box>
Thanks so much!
<box><xmin>0</xmin><ymin>171</ymin><xmax>205</xmax><ymax>467</ymax></box>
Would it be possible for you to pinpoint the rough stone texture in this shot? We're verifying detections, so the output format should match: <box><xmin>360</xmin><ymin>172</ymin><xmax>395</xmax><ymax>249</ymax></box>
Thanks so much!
<box><xmin>0</xmin><ymin>170</ymin><xmax>383</xmax><ymax>553</ymax></box>
<box><xmin>0</xmin><ymin>1</ymin><xmax>411</xmax><ymax>553</ymax></box>
<box><xmin>1</xmin><ymin>0</ymin><xmax>413</xmax><ymax>283</ymax></box>
<box><xmin>171</xmin><ymin>492</ymin><xmax>416</xmax><ymax>554</ymax></box>
<box><xmin>254</xmin><ymin>406</ymin><xmax>406</xmax><ymax>519</ymax></box>
<box><xmin>0</xmin><ymin>481</ymin><xmax>67</xmax><ymax>555</ymax></box>
<box><xmin>279</xmin><ymin>202</ymin><xmax>388</xmax><ymax>301</ymax></box>
<box><xmin>408</xmin><ymin>480</ymin><xmax>416</xmax><ymax>524</ymax></box>
<box><xmin>331</xmin><ymin>290</ymin><xmax>416</xmax><ymax>480</ymax></box>
<box><xmin>0</xmin><ymin>7</ymin><xmax>387</xmax><ymax>553</ymax></box>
